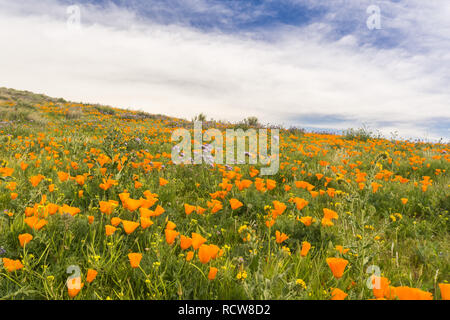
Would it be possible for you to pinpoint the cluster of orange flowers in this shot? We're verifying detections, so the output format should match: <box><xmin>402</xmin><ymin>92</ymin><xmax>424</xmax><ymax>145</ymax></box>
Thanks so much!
<box><xmin>368</xmin><ymin>276</ymin><xmax>449</xmax><ymax>300</ymax></box>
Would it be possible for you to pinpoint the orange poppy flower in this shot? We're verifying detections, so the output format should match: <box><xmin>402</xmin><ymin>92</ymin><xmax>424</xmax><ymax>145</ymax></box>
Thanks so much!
<box><xmin>67</xmin><ymin>277</ymin><xmax>84</xmax><ymax>298</ymax></box>
<box><xmin>2</xmin><ymin>258</ymin><xmax>24</xmax><ymax>272</ymax></box>
<box><xmin>99</xmin><ymin>201</ymin><xmax>117</xmax><ymax>215</ymax></box>
<box><xmin>75</xmin><ymin>175</ymin><xmax>85</xmax><ymax>186</ymax></box>
<box><xmin>20</xmin><ymin>162</ymin><xmax>29</xmax><ymax>171</ymax></box>
<box><xmin>323</xmin><ymin>208</ymin><xmax>338</xmax><ymax>220</ymax></box>
<box><xmin>293</xmin><ymin>198</ymin><xmax>309</xmax><ymax>211</ymax></box>
<box><xmin>0</xmin><ymin>167</ymin><xmax>14</xmax><ymax>177</ymax></box>
<box><xmin>128</xmin><ymin>253</ymin><xmax>143</xmax><ymax>268</ymax></box>
<box><xmin>159</xmin><ymin>177</ymin><xmax>168</xmax><ymax>186</ymax></box>
<box><xmin>208</xmin><ymin>244</ymin><xmax>220</xmax><ymax>259</ymax></box>
<box><xmin>298</xmin><ymin>216</ymin><xmax>315</xmax><ymax>226</ymax></box>
<box><xmin>207</xmin><ymin>200</ymin><xmax>223</xmax><ymax>213</ymax></box>
<box><xmin>249</xmin><ymin>167</ymin><xmax>259</xmax><ymax>177</ymax></box>
<box><xmin>331</xmin><ymin>288</ymin><xmax>348</xmax><ymax>300</ymax></box>
<box><xmin>153</xmin><ymin>205</ymin><xmax>165</xmax><ymax>216</ymax></box>
<box><xmin>70</xmin><ymin>161</ymin><xmax>79</xmax><ymax>170</ymax></box>
<box><xmin>122</xmin><ymin>220</ymin><xmax>140</xmax><ymax>234</ymax></box>
<box><xmin>40</xmin><ymin>195</ymin><xmax>47</xmax><ymax>206</ymax></box>
<box><xmin>393</xmin><ymin>286</ymin><xmax>433</xmax><ymax>300</ymax></box>
<box><xmin>210</xmin><ymin>191</ymin><xmax>228</xmax><ymax>200</ymax></box>
<box><xmin>29</xmin><ymin>174</ymin><xmax>44</xmax><ymax>187</ymax></box>
<box><xmin>196</xmin><ymin>206</ymin><xmax>206</xmax><ymax>215</ymax></box>
<box><xmin>300</xmin><ymin>241</ymin><xmax>311</xmax><ymax>257</ymax></box>
<box><xmin>165</xmin><ymin>229</ymin><xmax>180</xmax><ymax>245</ymax></box>
<box><xmin>184</xmin><ymin>204</ymin><xmax>196</xmax><ymax>215</ymax></box>
<box><xmin>140</xmin><ymin>217</ymin><xmax>154</xmax><ymax>229</ymax></box>
<box><xmin>198</xmin><ymin>244</ymin><xmax>212</xmax><ymax>264</ymax></box>
<box><xmin>18</xmin><ymin>233</ymin><xmax>33</xmax><ymax>247</ymax></box>
<box><xmin>236</xmin><ymin>179</ymin><xmax>252</xmax><ymax>191</ymax></box>
<box><xmin>143</xmin><ymin>190</ymin><xmax>159</xmax><ymax>201</ymax></box>
<box><xmin>439</xmin><ymin>283</ymin><xmax>450</xmax><ymax>300</ymax></box>
<box><xmin>310</xmin><ymin>191</ymin><xmax>319</xmax><ymax>198</ymax></box>
<box><xmin>321</xmin><ymin>217</ymin><xmax>334</xmax><ymax>227</ymax></box>
<box><xmin>335</xmin><ymin>245</ymin><xmax>350</xmax><ymax>254</ymax></box>
<box><xmin>265</xmin><ymin>219</ymin><xmax>275</xmax><ymax>228</ymax></box>
<box><xmin>111</xmin><ymin>217</ymin><xmax>122</xmax><ymax>226</ymax></box>
<box><xmin>371</xmin><ymin>182</ymin><xmax>382</xmax><ymax>193</ymax></box>
<box><xmin>123</xmin><ymin>198</ymin><xmax>142</xmax><ymax>212</ymax></box>
<box><xmin>105</xmin><ymin>225</ymin><xmax>117</xmax><ymax>236</ymax></box>
<box><xmin>47</xmin><ymin>203</ymin><xmax>59</xmax><ymax>215</ymax></box>
<box><xmin>208</xmin><ymin>267</ymin><xmax>218</xmax><ymax>280</ymax></box>
<box><xmin>24</xmin><ymin>208</ymin><xmax>36</xmax><ymax>218</ymax></box>
<box><xmin>86</xmin><ymin>269</ymin><xmax>98</xmax><ymax>283</ymax></box>
<box><xmin>326</xmin><ymin>257</ymin><xmax>349</xmax><ymax>279</ymax></box>
<box><xmin>191</xmin><ymin>233</ymin><xmax>207</xmax><ymax>250</ymax></box>
<box><xmin>319</xmin><ymin>160</ymin><xmax>329</xmax><ymax>167</ymax></box>
<box><xmin>99</xmin><ymin>178</ymin><xmax>118</xmax><ymax>191</ymax></box>
<box><xmin>57</xmin><ymin>171</ymin><xmax>70</xmax><ymax>182</ymax></box>
<box><xmin>59</xmin><ymin>204</ymin><xmax>80</xmax><ymax>217</ymax></box>
<box><xmin>120</xmin><ymin>192</ymin><xmax>131</xmax><ymax>204</ymax></box>
<box><xmin>371</xmin><ymin>276</ymin><xmax>391</xmax><ymax>299</ymax></box>
<box><xmin>10</xmin><ymin>193</ymin><xmax>18</xmax><ymax>200</ymax></box>
<box><xmin>6</xmin><ymin>182</ymin><xmax>17</xmax><ymax>191</ymax></box>
<box><xmin>139</xmin><ymin>207</ymin><xmax>153</xmax><ymax>218</ymax></box>
<box><xmin>275</xmin><ymin>230</ymin><xmax>289</xmax><ymax>243</ymax></box>
<box><xmin>24</xmin><ymin>216</ymin><xmax>48</xmax><ymax>230</ymax></box>
<box><xmin>266</xmin><ymin>179</ymin><xmax>276</xmax><ymax>190</ymax></box>
<box><xmin>229</xmin><ymin>198</ymin><xmax>243</xmax><ymax>210</ymax></box>
<box><xmin>166</xmin><ymin>221</ymin><xmax>177</xmax><ymax>230</ymax></box>
<box><xmin>295</xmin><ymin>181</ymin><xmax>315</xmax><ymax>191</ymax></box>
<box><xmin>295</xmin><ymin>181</ymin><xmax>307</xmax><ymax>189</ymax></box>
<box><xmin>272</xmin><ymin>201</ymin><xmax>287</xmax><ymax>217</ymax></box>
<box><xmin>180</xmin><ymin>235</ymin><xmax>193</xmax><ymax>250</ymax></box>
<box><xmin>186</xmin><ymin>251</ymin><xmax>194</xmax><ymax>261</ymax></box>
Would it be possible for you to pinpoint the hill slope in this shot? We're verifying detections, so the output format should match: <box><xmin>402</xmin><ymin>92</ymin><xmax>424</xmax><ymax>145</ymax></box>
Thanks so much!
<box><xmin>0</xmin><ymin>87</ymin><xmax>449</xmax><ymax>300</ymax></box>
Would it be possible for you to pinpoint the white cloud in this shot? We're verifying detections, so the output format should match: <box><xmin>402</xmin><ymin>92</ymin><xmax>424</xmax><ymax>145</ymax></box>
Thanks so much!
<box><xmin>0</xmin><ymin>0</ymin><xmax>448</xmax><ymax>141</ymax></box>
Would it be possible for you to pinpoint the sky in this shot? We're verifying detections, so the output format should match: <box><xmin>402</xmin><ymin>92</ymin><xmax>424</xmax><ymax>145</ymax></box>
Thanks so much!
<box><xmin>0</xmin><ymin>0</ymin><xmax>449</xmax><ymax>141</ymax></box>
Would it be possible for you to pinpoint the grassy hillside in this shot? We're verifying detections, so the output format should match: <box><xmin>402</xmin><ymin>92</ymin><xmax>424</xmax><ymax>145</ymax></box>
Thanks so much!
<box><xmin>0</xmin><ymin>87</ymin><xmax>67</xmax><ymax>105</ymax></box>
<box><xmin>0</xmin><ymin>88</ymin><xmax>449</xmax><ymax>300</ymax></box>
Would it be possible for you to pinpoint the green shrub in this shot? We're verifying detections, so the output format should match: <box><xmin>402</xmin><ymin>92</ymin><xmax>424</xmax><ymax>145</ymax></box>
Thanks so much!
<box><xmin>65</xmin><ymin>107</ymin><xmax>83</xmax><ymax>120</ymax></box>
<box><xmin>243</xmin><ymin>116</ymin><xmax>259</xmax><ymax>127</ymax></box>
<box><xmin>192</xmin><ymin>113</ymin><xmax>207</xmax><ymax>122</ymax></box>
<box><xmin>94</xmin><ymin>105</ymin><xmax>116</xmax><ymax>115</ymax></box>
<box><xmin>343</xmin><ymin>126</ymin><xmax>379</xmax><ymax>141</ymax></box>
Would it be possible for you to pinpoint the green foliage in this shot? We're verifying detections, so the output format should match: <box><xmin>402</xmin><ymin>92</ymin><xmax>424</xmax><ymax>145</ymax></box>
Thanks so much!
<box><xmin>0</xmin><ymin>102</ymin><xmax>47</xmax><ymax>124</ymax></box>
<box><xmin>193</xmin><ymin>113</ymin><xmax>207</xmax><ymax>122</ymax></box>
<box><xmin>344</xmin><ymin>126</ymin><xmax>381</xmax><ymax>141</ymax></box>
<box><xmin>93</xmin><ymin>105</ymin><xmax>116</xmax><ymax>115</ymax></box>
<box><xmin>243</xmin><ymin>116</ymin><xmax>259</xmax><ymax>127</ymax></box>
<box><xmin>65</xmin><ymin>107</ymin><xmax>84</xmax><ymax>120</ymax></box>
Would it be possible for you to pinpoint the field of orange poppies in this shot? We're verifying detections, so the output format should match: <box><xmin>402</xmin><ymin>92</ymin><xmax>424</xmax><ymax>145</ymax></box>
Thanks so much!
<box><xmin>0</xmin><ymin>88</ymin><xmax>449</xmax><ymax>300</ymax></box>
